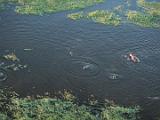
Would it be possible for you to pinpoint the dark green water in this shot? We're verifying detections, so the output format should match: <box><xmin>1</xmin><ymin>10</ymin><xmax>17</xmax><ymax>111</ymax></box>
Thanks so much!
<box><xmin>0</xmin><ymin>0</ymin><xmax>160</xmax><ymax>119</ymax></box>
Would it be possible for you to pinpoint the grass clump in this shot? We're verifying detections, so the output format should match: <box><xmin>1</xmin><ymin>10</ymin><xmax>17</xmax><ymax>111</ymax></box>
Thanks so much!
<box><xmin>127</xmin><ymin>10</ymin><xmax>160</xmax><ymax>28</ymax></box>
<box><xmin>0</xmin><ymin>89</ymin><xmax>140</xmax><ymax>120</ymax></box>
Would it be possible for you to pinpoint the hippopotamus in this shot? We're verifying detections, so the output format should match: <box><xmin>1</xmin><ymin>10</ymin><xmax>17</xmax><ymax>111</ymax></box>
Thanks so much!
<box><xmin>126</xmin><ymin>53</ymin><xmax>140</xmax><ymax>63</ymax></box>
<box><xmin>129</xmin><ymin>53</ymin><xmax>140</xmax><ymax>63</ymax></box>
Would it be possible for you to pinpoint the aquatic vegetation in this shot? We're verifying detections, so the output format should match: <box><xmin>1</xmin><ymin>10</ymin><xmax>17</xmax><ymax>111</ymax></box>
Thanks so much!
<box><xmin>15</xmin><ymin>0</ymin><xmax>104</xmax><ymax>15</ymax></box>
<box><xmin>0</xmin><ymin>0</ymin><xmax>104</xmax><ymax>15</ymax></box>
<box><xmin>87</xmin><ymin>10</ymin><xmax>121</xmax><ymax>26</ymax></box>
<box><xmin>101</xmin><ymin>106</ymin><xmax>140</xmax><ymax>120</ymax></box>
<box><xmin>127</xmin><ymin>10</ymin><xmax>160</xmax><ymax>28</ymax></box>
<box><xmin>137</xmin><ymin>0</ymin><xmax>160</xmax><ymax>16</ymax></box>
<box><xmin>0</xmin><ymin>89</ymin><xmax>140</xmax><ymax>120</ymax></box>
<box><xmin>68</xmin><ymin>10</ymin><xmax>121</xmax><ymax>26</ymax></box>
<box><xmin>67</xmin><ymin>12</ymin><xmax>84</xmax><ymax>20</ymax></box>
<box><xmin>137</xmin><ymin>0</ymin><xmax>160</xmax><ymax>10</ymax></box>
<box><xmin>3</xmin><ymin>53</ymin><xmax>19</xmax><ymax>62</ymax></box>
<box><xmin>126</xmin><ymin>0</ymin><xmax>160</xmax><ymax>28</ymax></box>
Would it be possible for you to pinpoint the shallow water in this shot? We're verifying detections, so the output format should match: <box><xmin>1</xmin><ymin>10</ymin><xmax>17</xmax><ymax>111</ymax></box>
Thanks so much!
<box><xmin>0</xmin><ymin>0</ymin><xmax>160</xmax><ymax>119</ymax></box>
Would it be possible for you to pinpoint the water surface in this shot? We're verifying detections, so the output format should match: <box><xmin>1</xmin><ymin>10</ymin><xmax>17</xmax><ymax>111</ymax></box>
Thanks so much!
<box><xmin>0</xmin><ymin>0</ymin><xmax>160</xmax><ymax>119</ymax></box>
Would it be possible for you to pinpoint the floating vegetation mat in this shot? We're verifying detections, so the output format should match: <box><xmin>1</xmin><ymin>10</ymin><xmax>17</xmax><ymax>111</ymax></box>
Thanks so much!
<box><xmin>0</xmin><ymin>89</ymin><xmax>140</xmax><ymax>120</ymax></box>
<box><xmin>0</xmin><ymin>0</ymin><xmax>104</xmax><ymax>15</ymax></box>
<box><xmin>68</xmin><ymin>10</ymin><xmax>121</xmax><ymax>26</ymax></box>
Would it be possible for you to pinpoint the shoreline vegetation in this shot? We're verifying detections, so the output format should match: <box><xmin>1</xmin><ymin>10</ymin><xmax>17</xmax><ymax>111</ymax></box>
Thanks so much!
<box><xmin>0</xmin><ymin>89</ymin><xmax>140</xmax><ymax>120</ymax></box>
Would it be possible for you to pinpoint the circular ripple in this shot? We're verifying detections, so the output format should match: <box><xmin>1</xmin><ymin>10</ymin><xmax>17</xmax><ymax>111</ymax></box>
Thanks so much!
<box><xmin>63</xmin><ymin>57</ymin><xmax>100</xmax><ymax>78</ymax></box>
<box><xmin>0</xmin><ymin>68</ymin><xmax>7</xmax><ymax>82</ymax></box>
